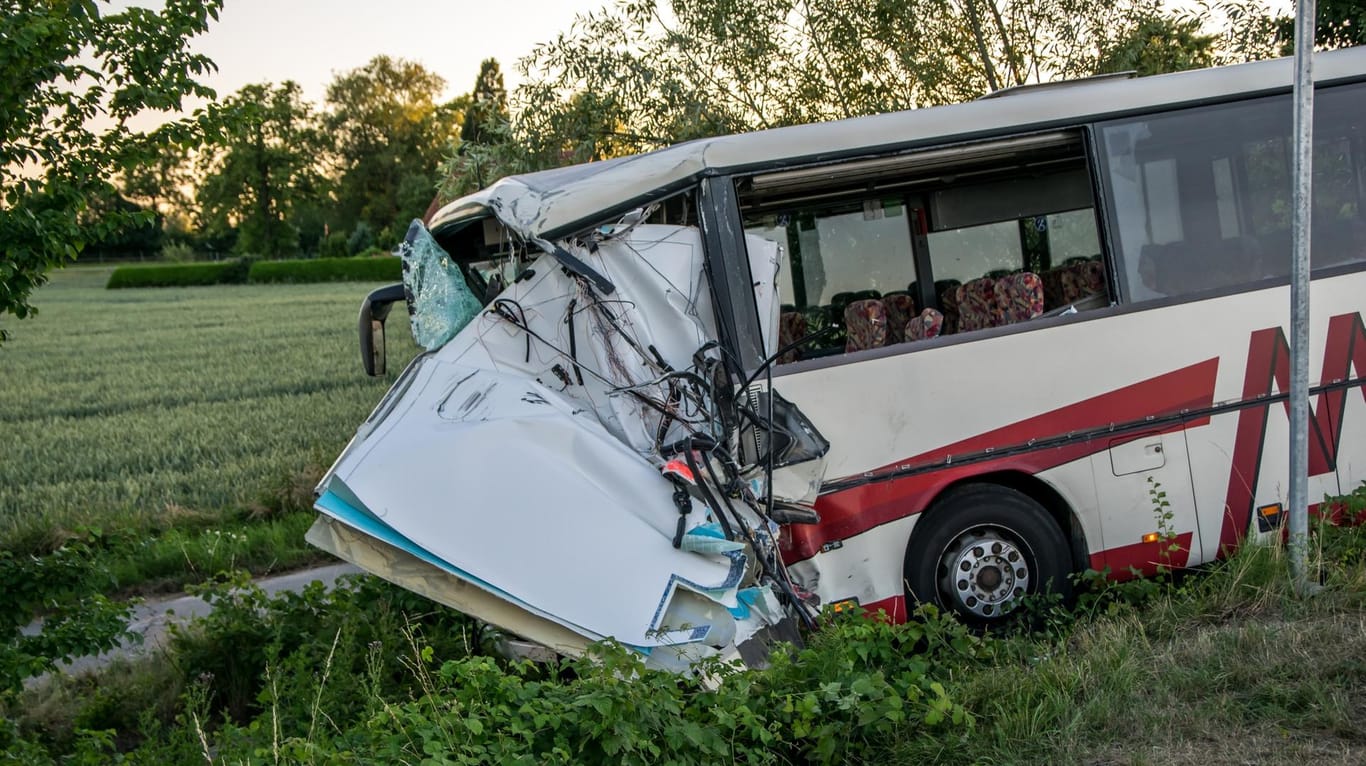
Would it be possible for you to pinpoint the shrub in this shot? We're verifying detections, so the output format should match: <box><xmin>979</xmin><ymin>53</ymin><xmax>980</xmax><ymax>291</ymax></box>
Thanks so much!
<box><xmin>158</xmin><ymin>242</ymin><xmax>196</xmax><ymax>263</ymax></box>
<box><xmin>318</xmin><ymin>231</ymin><xmax>349</xmax><ymax>259</ymax></box>
<box><xmin>247</xmin><ymin>256</ymin><xmax>401</xmax><ymax>284</ymax></box>
<box><xmin>346</xmin><ymin>222</ymin><xmax>374</xmax><ymax>255</ymax></box>
<box><xmin>105</xmin><ymin>260</ymin><xmax>250</xmax><ymax>289</ymax></box>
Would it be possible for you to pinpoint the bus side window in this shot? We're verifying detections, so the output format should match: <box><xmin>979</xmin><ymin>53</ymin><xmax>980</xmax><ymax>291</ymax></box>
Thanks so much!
<box><xmin>924</xmin><ymin>164</ymin><xmax>1107</xmax><ymax>328</ymax></box>
<box><xmin>738</xmin><ymin>130</ymin><xmax>1118</xmax><ymax>362</ymax></box>
<box><xmin>1099</xmin><ymin>81</ymin><xmax>1366</xmax><ymax>303</ymax></box>
<box><xmin>744</xmin><ymin>198</ymin><xmax>919</xmax><ymax>363</ymax></box>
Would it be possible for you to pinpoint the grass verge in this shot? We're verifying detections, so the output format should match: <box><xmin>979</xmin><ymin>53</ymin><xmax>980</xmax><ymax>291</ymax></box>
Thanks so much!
<box><xmin>6</xmin><ymin>503</ymin><xmax>1366</xmax><ymax>765</ymax></box>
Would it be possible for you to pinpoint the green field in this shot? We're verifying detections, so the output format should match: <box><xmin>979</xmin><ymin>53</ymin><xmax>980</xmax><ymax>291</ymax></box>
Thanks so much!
<box><xmin>0</xmin><ymin>266</ymin><xmax>415</xmax><ymax>561</ymax></box>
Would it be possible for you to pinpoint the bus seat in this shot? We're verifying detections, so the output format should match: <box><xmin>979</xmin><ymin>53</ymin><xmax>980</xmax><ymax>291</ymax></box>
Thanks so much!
<box><xmin>994</xmin><ymin>272</ymin><xmax>1045</xmax><ymax>325</ymax></box>
<box><xmin>777</xmin><ymin>310</ymin><xmax>808</xmax><ymax>364</ymax></box>
<box><xmin>1314</xmin><ymin>219</ymin><xmax>1366</xmax><ymax>268</ymax></box>
<box><xmin>1041</xmin><ymin>266</ymin><xmax>1068</xmax><ymax>309</ymax></box>
<box><xmin>844</xmin><ymin>299</ymin><xmax>888</xmax><ymax>352</ymax></box>
<box><xmin>1060</xmin><ymin>260</ymin><xmax>1105</xmax><ymax>303</ymax></box>
<box><xmin>881</xmin><ymin>292</ymin><xmax>916</xmax><ymax>344</ymax></box>
<box><xmin>1077</xmin><ymin>260</ymin><xmax>1106</xmax><ymax>296</ymax></box>
<box><xmin>1142</xmin><ymin>238</ymin><xmax>1263</xmax><ymax>296</ymax></box>
<box><xmin>934</xmin><ymin>279</ymin><xmax>962</xmax><ymax>334</ymax></box>
<box><xmin>830</xmin><ymin>292</ymin><xmax>857</xmax><ymax>312</ymax></box>
<box><xmin>1137</xmin><ymin>241</ymin><xmax>1185</xmax><ymax>295</ymax></box>
<box><xmin>956</xmin><ymin>277</ymin><xmax>1001</xmax><ymax>332</ymax></box>
<box><xmin>906</xmin><ymin>308</ymin><xmax>944</xmax><ymax>342</ymax></box>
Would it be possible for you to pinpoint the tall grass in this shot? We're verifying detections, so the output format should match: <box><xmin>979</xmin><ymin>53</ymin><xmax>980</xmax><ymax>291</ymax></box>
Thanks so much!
<box><xmin>888</xmin><ymin>517</ymin><xmax>1366</xmax><ymax>765</ymax></box>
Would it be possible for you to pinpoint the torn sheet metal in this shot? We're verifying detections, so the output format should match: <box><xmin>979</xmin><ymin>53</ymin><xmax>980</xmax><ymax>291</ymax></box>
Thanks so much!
<box><xmin>315</xmin><ymin>223</ymin><xmax>826</xmax><ymax>669</ymax></box>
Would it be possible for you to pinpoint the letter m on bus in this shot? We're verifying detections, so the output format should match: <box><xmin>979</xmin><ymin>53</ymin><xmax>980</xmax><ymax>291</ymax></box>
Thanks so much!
<box><xmin>1221</xmin><ymin>311</ymin><xmax>1366</xmax><ymax>550</ymax></box>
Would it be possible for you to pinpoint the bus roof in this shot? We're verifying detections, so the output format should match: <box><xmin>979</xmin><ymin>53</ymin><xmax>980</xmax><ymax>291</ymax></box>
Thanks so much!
<box><xmin>429</xmin><ymin>47</ymin><xmax>1366</xmax><ymax>243</ymax></box>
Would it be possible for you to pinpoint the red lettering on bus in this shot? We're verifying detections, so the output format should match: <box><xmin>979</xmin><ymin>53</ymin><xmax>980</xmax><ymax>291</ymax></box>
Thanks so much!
<box><xmin>1220</xmin><ymin>312</ymin><xmax>1366</xmax><ymax>551</ymax></box>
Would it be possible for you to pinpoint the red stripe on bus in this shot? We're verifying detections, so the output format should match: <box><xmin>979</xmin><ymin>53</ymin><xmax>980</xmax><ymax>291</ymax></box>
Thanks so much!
<box><xmin>1088</xmin><ymin>531</ymin><xmax>1195</xmax><ymax>578</ymax></box>
<box><xmin>857</xmin><ymin>595</ymin><xmax>906</xmax><ymax>622</ymax></box>
<box><xmin>785</xmin><ymin>358</ymin><xmax>1220</xmax><ymax>561</ymax></box>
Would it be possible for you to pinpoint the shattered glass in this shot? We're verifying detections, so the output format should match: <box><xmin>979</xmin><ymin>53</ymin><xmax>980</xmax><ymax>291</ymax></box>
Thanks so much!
<box><xmin>398</xmin><ymin>219</ymin><xmax>483</xmax><ymax>350</ymax></box>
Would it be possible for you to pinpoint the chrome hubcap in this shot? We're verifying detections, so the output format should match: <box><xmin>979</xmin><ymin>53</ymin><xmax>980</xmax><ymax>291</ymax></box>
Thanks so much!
<box><xmin>940</xmin><ymin>529</ymin><xmax>1030</xmax><ymax>618</ymax></box>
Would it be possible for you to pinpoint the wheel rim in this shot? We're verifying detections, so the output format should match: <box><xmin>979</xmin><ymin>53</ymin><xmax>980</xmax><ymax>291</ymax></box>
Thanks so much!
<box><xmin>937</xmin><ymin>526</ymin><xmax>1032</xmax><ymax>619</ymax></box>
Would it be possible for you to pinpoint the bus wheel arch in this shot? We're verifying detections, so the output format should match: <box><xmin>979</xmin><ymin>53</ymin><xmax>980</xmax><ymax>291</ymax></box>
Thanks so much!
<box><xmin>904</xmin><ymin>477</ymin><xmax>1079</xmax><ymax>625</ymax></box>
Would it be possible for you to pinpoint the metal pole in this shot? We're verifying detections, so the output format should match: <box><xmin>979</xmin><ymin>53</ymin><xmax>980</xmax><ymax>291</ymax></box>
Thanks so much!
<box><xmin>1288</xmin><ymin>0</ymin><xmax>1316</xmax><ymax>596</ymax></box>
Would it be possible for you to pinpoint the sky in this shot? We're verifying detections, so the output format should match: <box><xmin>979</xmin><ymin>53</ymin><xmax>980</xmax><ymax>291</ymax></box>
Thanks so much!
<box><xmin>180</xmin><ymin>0</ymin><xmax>607</xmax><ymax>105</ymax></box>
<box><xmin>174</xmin><ymin>0</ymin><xmax>1295</xmax><ymax>107</ymax></box>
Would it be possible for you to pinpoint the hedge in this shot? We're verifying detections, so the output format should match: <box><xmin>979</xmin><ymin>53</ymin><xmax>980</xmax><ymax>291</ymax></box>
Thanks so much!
<box><xmin>105</xmin><ymin>256</ymin><xmax>401</xmax><ymax>289</ymax></box>
<box><xmin>248</xmin><ymin>256</ymin><xmax>401</xmax><ymax>284</ymax></box>
<box><xmin>106</xmin><ymin>259</ymin><xmax>251</xmax><ymax>289</ymax></box>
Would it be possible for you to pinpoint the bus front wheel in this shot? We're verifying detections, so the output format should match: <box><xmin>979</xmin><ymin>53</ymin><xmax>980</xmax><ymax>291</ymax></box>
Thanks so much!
<box><xmin>904</xmin><ymin>485</ymin><xmax>1072</xmax><ymax>626</ymax></box>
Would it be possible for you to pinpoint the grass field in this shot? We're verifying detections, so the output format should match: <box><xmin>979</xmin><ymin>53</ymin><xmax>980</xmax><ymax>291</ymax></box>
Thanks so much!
<box><xmin>0</xmin><ymin>266</ymin><xmax>415</xmax><ymax>575</ymax></box>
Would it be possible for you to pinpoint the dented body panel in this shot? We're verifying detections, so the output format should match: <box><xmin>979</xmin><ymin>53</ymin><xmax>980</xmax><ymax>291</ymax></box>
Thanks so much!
<box><xmin>317</xmin><ymin>224</ymin><xmax>820</xmax><ymax>666</ymax></box>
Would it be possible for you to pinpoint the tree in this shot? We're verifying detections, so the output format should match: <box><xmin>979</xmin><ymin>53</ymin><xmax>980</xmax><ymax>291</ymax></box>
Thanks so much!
<box><xmin>80</xmin><ymin>191</ymin><xmax>163</xmax><ymax>261</ymax></box>
<box><xmin>1276</xmin><ymin>0</ymin><xmax>1366</xmax><ymax>53</ymax></box>
<box><xmin>1095</xmin><ymin>13</ymin><xmax>1219</xmax><ymax>76</ymax></box>
<box><xmin>0</xmin><ymin>0</ymin><xmax>221</xmax><ymax>343</ymax></box>
<box><xmin>461</xmin><ymin>58</ymin><xmax>509</xmax><ymax>147</ymax></box>
<box><xmin>117</xmin><ymin>136</ymin><xmax>195</xmax><ymax>245</ymax></box>
<box><xmin>196</xmin><ymin>82</ymin><xmax>328</xmax><ymax>258</ymax></box>
<box><xmin>325</xmin><ymin>56</ymin><xmax>462</xmax><ymax>236</ymax></box>
<box><xmin>433</xmin><ymin>0</ymin><xmax>1165</xmax><ymax>200</ymax></box>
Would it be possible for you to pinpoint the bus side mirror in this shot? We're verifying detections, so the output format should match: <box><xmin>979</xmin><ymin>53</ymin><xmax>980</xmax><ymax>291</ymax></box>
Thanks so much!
<box><xmin>359</xmin><ymin>283</ymin><xmax>407</xmax><ymax>377</ymax></box>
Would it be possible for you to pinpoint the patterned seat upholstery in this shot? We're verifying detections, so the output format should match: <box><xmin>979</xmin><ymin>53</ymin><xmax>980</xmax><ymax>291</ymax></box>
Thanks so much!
<box><xmin>934</xmin><ymin>279</ymin><xmax>962</xmax><ymax>335</ymax></box>
<box><xmin>881</xmin><ymin>292</ymin><xmax>916</xmax><ymax>344</ymax></box>
<box><xmin>1040</xmin><ymin>266</ymin><xmax>1069</xmax><ymax>309</ymax></box>
<box><xmin>956</xmin><ymin>277</ymin><xmax>1001</xmax><ymax>332</ymax></box>
<box><xmin>906</xmin><ymin>308</ymin><xmax>944</xmax><ymax>342</ymax></box>
<box><xmin>843</xmin><ymin>299</ymin><xmax>887</xmax><ymax>353</ymax></box>
<box><xmin>777</xmin><ymin>310</ymin><xmax>808</xmax><ymax>364</ymax></box>
<box><xmin>994</xmin><ymin>272</ymin><xmax>1045</xmax><ymax>325</ymax></box>
<box><xmin>1043</xmin><ymin>259</ymin><xmax>1107</xmax><ymax>308</ymax></box>
<box><xmin>1074</xmin><ymin>260</ymin><xmax>1106</xmax><ymax>297</ymax></box>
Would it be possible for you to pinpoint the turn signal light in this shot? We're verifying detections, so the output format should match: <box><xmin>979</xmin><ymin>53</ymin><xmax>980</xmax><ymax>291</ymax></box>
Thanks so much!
<box><xmin>1256</xmin><ymin>503</ymin><xmax>1285</xmax><ymax>533</ymax></box>
<box><xmin>1141</xmin><ymin>532</ymin><xmax>1160</xmax><ymax>544</ymax></box>
<box><xmin>830</xmin><ymin>598</ymin><xmax>861</xmax><ymax>614</ymax></box>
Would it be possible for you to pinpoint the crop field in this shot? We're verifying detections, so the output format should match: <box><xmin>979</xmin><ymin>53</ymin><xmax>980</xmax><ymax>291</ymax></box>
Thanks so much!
<box><xmin>0</xmin><ymin>266</ymin><xmax>416</xmax><ymax>558</ymax></box>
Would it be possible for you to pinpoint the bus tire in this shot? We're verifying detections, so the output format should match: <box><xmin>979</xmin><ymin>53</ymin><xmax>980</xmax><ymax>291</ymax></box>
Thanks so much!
<box><xmin>904</xmin><ymin>484</ymin><xmax>1072</xmax><ymax>626</ymax></box>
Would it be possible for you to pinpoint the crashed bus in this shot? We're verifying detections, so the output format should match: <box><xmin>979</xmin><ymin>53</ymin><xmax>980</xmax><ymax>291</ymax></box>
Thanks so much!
<box><xmin>309</xmin><ymin>48</ymin><xmax>1366</xmax><ymax>669</ymax></box>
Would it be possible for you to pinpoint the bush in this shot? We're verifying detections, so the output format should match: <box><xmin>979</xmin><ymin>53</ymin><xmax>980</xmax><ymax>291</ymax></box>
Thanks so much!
<box><xmin>346</xmin><ymin>222</ymin><xmax>374</xmax><ymax>256</ymax></box>
<box><xmin>247</xmin><ymin>256</ymin><xmax>401</xmax><ymax>284</ymax></box>
<box><xmin>318</xmin><ymin>231</ymin><xmax>349</xmax><ymax>260</ymax></box>
<box><xmin>158</xmin><ymin>242</ymin><xmax>196</xmax><ymax>263</ymax></box>
<box><xmin>354</xmin><ymin>245</ymin><xmax>389</xmax><ymax>258</ymax></box>
<box><xmin>105</xmin><ymin>260</ymin><xmax>250</xmax><ymax>289</ymax></box>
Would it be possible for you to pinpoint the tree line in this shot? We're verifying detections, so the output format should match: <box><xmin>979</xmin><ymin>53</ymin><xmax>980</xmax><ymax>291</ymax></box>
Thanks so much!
<box><xmin>2</xmin><ymin>0</ymin><xmax>1363</xmax><ymax>342</ymax></box>
<box><xmin>102</xmin><ymin>55</ymin><xmax>505</xmax><ymax>262</ymax></box>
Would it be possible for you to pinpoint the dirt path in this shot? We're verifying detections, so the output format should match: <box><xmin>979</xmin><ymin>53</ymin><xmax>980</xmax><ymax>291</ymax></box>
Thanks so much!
<box><xmin>23</xmin><ymin>562</ymin><xmax>361</xmax><ymax>677</ymax></box>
